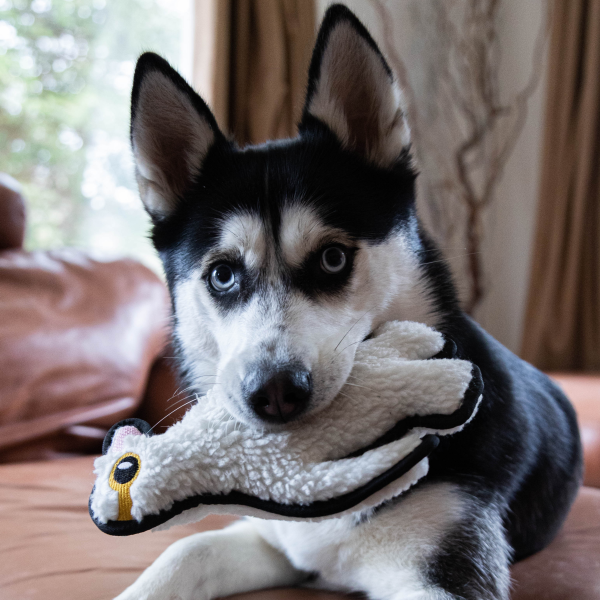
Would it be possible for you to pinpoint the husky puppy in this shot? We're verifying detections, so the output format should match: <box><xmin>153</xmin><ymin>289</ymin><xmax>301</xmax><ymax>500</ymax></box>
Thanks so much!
<box><xmin>117</xmin><ymin>5</ymin><xmax>582</xmax><ymax>600</ymax></box>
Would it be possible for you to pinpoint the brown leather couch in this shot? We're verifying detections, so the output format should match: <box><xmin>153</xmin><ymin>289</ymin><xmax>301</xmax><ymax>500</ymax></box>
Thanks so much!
<box><xmin>1</xmin><ymin>180</ymin><xmax>599</xmax><ymax>599</ymax></box>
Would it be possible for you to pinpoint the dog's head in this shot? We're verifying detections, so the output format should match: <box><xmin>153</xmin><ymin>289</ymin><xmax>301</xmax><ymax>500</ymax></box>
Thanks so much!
<box><xmin>130</xmin><ymin>5</ymin><xmax>457</xmax><ymax>428</ymax></box>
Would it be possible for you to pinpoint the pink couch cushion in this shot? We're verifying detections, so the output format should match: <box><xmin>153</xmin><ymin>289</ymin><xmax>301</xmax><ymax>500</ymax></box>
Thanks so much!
<box><xmin>550</xmin><ymin>374</ymin><xmax>600</xmax><ymax>488</ymax></box>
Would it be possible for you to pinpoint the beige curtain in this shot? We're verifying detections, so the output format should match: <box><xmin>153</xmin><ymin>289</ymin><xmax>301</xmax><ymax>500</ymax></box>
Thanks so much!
<box><xmin>521</xmin><ymin>0</ymin><xmax>600</xmax><ymax>371</ymax></box>
<box><xmin>193</xmin><ymin>0</ymin><xmax>315</xmax><ymax>145</ymax></box>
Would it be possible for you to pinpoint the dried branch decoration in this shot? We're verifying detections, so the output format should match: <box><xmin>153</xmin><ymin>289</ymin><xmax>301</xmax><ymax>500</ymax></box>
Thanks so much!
<box><xmin>370</xmin><ymin>0</ymin><xmax>548</xmax><ymax>313</ymax></box>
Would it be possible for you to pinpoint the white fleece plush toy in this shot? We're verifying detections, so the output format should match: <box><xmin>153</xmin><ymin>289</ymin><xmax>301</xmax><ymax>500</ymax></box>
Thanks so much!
<box><xmin>89</xmin><ymin>321</ymin><xmax>482</xmax><ymax>536</ymax></box>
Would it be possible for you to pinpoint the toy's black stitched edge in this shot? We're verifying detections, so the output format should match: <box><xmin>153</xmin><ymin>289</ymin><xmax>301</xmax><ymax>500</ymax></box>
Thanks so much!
<box><xmin>345</xmin><ymin>365</ymin><xmax>482</xmax><ymax>458</ymax></box>
<box><xmin>90</xmin><ymin>435</ymin><xmax>439</xmax><ymax>536</ymax></box>
<box><xmin>102</xmin><ymin>419</ymin><xmax>154</xmax><ymax>455</ymax></box>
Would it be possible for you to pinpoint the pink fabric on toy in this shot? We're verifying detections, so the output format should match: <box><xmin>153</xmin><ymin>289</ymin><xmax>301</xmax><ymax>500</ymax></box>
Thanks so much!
<box><xmin>111</xmin><ymin>426</ymin><xmax>142</xmax><ymax>453</ymax></box>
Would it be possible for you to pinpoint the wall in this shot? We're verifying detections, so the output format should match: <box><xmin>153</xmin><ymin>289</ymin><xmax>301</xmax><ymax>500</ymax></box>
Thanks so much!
<box><xmin>316</xmin><ymin>0</ymin><xmax>549</xmax><ymax>354</ymax></box>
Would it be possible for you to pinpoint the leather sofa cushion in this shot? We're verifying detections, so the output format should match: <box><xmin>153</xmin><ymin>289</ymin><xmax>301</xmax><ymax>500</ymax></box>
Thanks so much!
<box><xmin>550</xmin><ymin>374</ymin><xmax>600</xmax><ymax>488</ymax></box>
<box><xmin>0</xmin><ymin>249</ymin><xmax>170</xmax><ymax>462</ymax></box>
<box><xmin>511</xmin><ymin>485</ymin><xmax>600</xmax><ymax>599</ymax></box>
<box><xmin>0</xmin><ymin>455</ymin><xmax>598</xmax><ymax>600</ymax></box>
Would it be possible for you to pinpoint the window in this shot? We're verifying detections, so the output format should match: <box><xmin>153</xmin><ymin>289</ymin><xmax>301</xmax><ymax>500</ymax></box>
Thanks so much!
<box><xmin>0</xmin><ymin>0</ymin><xmax>192</xmax><ymax>272</ymax></box>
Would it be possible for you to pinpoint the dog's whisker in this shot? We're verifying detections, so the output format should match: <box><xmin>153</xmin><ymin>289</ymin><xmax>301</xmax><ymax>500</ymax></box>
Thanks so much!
<box><xmin>167</xmin><ymin>384</ymin><xmax>199</xmax><ymax>403</ymax></box>
<box><xmin>343</xmin><ymin>381</ymin><xmax>376</xmax><ymax>393</ymax></box>
<box><xmin>335</xmin><ymin>390</ymin><xmax>352</xmax><ymax>402</ymax></box>
<box><xmin>169</xmin><ymin>393</ymin><xmax>196</xmax><ymax>406</ymax></box>
<box><xmin>420</xmin><ymin>252</ymin><xmax>481</xmax><ymax>267</ymax></box>
<box><xmin>347</xmin><ymin>374</ymin><xmax>372</xmax><ymax>385</ymax></box>
<box><xmin>165</xmin><ymin>383</ymin><xmax>193</xmax><ymax>404</ymax></box>
<box><xmin>168</xmin><ymin>391</ymin><xmax>211</xmax><ymax>410</ymax></box>
<box><xmin>333</xmin><ymin>310</ymin><xmax>371</xmax><ymax>353</ymax></box>
<box><xmin>167</xmin><ymin>377</ymin><xmax>221</xmax><ymax>404</ymax></box>
<box><xmin>329</xmin><ymin>339</ymin><xmax>364</xmax><ymax>366</ymax></box>
<box><xmin>151</xmin><ymin>400</ymin><xmax>197</xmax><ymax>432</ymax></box>
<box><xmin>414</xmin><ymin>246</ymin><xmax>468</xmax><ymax>254</ymax></box>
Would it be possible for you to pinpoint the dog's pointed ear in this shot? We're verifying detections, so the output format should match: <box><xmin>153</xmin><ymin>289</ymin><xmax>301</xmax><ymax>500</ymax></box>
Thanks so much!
<box><xmin>300</xmin><ymin>5</ymin><xmax>410</xmax><ymax>167</ymax></box>
<box><xmin>130</xmin><ymin>53</ymin><xmax>224</xmax><ymax>220</ymax></box>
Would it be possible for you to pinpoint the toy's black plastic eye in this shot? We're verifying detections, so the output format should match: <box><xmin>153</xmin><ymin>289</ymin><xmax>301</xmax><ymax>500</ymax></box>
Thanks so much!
<box><xmin>321</xmin><ymin>247</ymin><xmax>347</xmax><ymax>274</ymax></box>
<box><xmin>113</xmin><ymin>455</ymin><xmax>140</xmax><ymax>485</ymax></box>
<box><xmin>210</xmin><ymin>264</ymin><xmax>236</xmax><ymax>291</ymax></box>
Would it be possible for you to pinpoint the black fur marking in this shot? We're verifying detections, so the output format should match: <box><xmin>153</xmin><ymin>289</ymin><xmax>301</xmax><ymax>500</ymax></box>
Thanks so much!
<box><xmin>416</xmin><ymin>230</ymin><xmax>462</xmax><ymax>328</ymax></box>
<box><xmin>293</xmin><ymin>244</ymin><xmax>357</xmax><ymax>300</ymax></box>
<box><xmin>425</xmin><ymin>501</ymin><xmax>509</xmax><ymax>600</ymax></box>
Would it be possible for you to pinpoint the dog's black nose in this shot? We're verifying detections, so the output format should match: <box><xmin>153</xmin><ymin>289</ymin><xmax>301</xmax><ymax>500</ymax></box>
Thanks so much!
<box><xmin>248</xmin><ymin>369</ymin><xmax>312</xmax><ymax>423</ymax></box>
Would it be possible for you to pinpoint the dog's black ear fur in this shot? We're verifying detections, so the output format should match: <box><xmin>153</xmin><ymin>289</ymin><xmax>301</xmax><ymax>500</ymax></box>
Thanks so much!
<box><xmin>300</xmin><ymin>5</ymin><xmax>410</xmax><ymax>168</ymax></box>
<box><xmin>130</xmin><ymin>53</ymin><xmax>224</xmax><ymax>220</ymax></box>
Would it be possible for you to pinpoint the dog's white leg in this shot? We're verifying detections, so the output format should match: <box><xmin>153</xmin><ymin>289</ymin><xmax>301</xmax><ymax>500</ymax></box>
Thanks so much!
<box><xmin>114</xmin><ymin>520</ymin><xmax>306</xmax><ymax>600</ymax></box>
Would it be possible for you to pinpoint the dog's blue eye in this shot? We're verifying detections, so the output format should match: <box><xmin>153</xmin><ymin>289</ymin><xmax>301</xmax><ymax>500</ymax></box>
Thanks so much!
<box><xmin>321</xmin><ymin>247</ymin><xmax>346</xmax><ymax>274</ymax></box>
<box><xmin>210</xmin><ymin>265</ymin><xmax>235</xmax><ymax>291</ymax></box>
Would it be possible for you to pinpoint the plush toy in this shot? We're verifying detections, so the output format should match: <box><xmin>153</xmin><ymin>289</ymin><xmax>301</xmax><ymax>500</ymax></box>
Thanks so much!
<box><xmin>89</xmin><ymin>321</ymin><xmax>482</xmax><ymax>536</ymax></box>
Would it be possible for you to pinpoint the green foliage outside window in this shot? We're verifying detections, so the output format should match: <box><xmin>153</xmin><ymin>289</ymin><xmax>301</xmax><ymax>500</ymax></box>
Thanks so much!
<box><xmin>0</xmin><ymin>0</ymin><xmax>188</xmax><ymax>271</ymax></box>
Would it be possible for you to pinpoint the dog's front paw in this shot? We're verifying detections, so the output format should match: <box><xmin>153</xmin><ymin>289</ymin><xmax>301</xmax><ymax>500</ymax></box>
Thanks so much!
<box><xmin>114</xmin><ymin>581</ymin><xmax>190</xmax><ymax>600</ymax></box>
<box><xmin>113</xmin><ymin>582</ymin><xmax>175</xmax><ymax>600</ymax></box>
<box><xmin>113</xmin><ymin>569</ymin><xmax>207</xmax><ymax>600</ymax></box>
<box><xmin>112</xmin><ymin>533</ymin><xmax>215</xmax><ymax>600</ymax></box>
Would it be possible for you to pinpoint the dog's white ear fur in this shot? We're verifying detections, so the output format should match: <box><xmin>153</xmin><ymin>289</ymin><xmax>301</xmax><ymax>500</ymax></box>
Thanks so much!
<box><xmin>301</xmin><ymin>5</ymin><xmax>410</xmax><ymax>167</ymax></box>
<box><xmin>130</xmin><ymin>53</ymin><xmax>221</xmax><ymax>219</ymax></box>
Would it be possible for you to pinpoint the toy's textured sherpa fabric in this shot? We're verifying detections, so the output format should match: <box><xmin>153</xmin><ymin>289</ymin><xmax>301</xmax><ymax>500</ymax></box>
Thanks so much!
<box><xmin>90</xmin><ymin>321</ymin><xmax>482</xmax><ymax>535</ymax></box>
